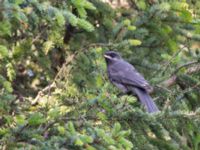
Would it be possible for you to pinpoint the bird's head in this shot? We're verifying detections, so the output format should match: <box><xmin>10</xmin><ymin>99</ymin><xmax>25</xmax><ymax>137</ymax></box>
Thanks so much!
<box><xmin>104</xmin><ymin>51</ymin><xmax>121</xmax><ymax>64</ymax></box>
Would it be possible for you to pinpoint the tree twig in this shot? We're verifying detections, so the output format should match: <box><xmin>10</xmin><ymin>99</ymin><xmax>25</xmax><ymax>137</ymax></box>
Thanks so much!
<box><xmin>160</xmin><ymin>63</ymin><xmax>200</xmax><ymax>87</ymax></box>
<box><xmin>172</xmin><ymin>61</ymin><xmax>199</xmax><ymax>75</ymax></box>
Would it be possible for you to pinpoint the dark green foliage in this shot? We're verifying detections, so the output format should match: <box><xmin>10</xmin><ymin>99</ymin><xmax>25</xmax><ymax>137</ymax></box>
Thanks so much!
<box><xmin>0</xmin><ymin>0</ymin><xmax>200</xmax><ymax>149</ymax></box>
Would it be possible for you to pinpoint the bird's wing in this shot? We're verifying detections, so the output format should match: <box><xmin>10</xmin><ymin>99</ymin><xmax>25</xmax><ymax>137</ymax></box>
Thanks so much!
<box><xmin>109</xmin><ymin>60</ymin><xmax>152</xmax><ymax>92</ymax></box>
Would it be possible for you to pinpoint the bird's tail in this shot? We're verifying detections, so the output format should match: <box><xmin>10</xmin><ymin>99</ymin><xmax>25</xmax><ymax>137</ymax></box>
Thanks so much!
<box><xmin>133</xmin><ymin>88</ymin><xmax>159</xmax><ymax>113</ymax></box>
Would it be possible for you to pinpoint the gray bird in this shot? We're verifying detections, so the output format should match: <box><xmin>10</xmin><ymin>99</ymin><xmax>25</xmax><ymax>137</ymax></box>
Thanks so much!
<box><xmin>104</xmin><ymin>51</ymin><xmax>159</xmax><ymax>113</ymax></box>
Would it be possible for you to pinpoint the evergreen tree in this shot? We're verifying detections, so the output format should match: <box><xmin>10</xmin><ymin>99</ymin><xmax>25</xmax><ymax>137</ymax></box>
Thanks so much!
<box><xmin>0</xmin><ymin>0</ymin><xmax>200</xmax><ymax>149</ymax></box>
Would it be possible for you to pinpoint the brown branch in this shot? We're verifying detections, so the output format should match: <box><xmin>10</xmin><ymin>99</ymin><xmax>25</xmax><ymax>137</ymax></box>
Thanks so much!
<box><xmin>31</xmin><ymin>82</ymin><xmax>56</xmax><ymax>105</ymax></box>
<box><xmin>31</xmin><ymin>52</ymin><xmax>77</xmax><ymax>105</ymax></box>
<box><xmin>160</xmin><ymin>75</ymin><xmax>177</xmax><ymax>88</ymax></box>
<box><xmin>31</xmin><ymin>25</ymin><xmax>48</xmax><ymax>44</ymax></box>
<box><xmin>173</xmin><ymin>61</ymin><xmax>199</xmax><ymax>75</ymax></box>
<box><xmin>160</xmin><ymin>63</ymin><xmax>200</xmax><ymax>87</ymax></box>
<box><xmin>32</xmin><ymin>43</ymin><xmax>98</xmax><ymax>105</ymax></box>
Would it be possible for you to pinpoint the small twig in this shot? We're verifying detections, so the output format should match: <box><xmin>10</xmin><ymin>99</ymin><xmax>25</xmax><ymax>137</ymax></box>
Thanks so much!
<box><xmin>31</xmin><ymin>26</ymin><xmax>48</xmax><ymax>44</ymax></box>
<box><xmin>173</xmin><ymin>61</ymin><xmax>199</xmax><ymax>75</ymax></box>
<box><xmin>154</xmin><ymin>48</ymin><xmax>183</xmax><ymax>77</ymax></box>
<box><xmin>54</xmin><ymin>52</ymin><xmax>78</xmax><ymax>80</ymax></box>
<box><xmin>160</xmin><ymin>63</ymin><xmax>200</xmax><ymax>87</ymax></box>
<box><xmin>31</xmin><ymin>82</ymin><xmax>56</xmax><ymax>105</ymax></box>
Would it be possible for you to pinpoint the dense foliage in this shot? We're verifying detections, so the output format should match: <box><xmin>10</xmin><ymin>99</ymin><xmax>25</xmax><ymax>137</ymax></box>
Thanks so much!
<box><xmin>0</xmin><ymin>0</ymin><xmax>200</xmax><ymax>149</ymax></box>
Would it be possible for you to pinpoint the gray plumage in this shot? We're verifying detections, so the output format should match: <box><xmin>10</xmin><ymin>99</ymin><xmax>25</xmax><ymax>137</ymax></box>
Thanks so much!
<box><xmin>104</xmin><ymin>51</ymin><xmax>159</xmax><ymax>113</ymax></box>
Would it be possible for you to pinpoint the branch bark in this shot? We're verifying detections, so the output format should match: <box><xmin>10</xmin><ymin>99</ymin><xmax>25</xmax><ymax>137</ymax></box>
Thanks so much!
<box><xmin>160</xmin><ymin>63</ymin><xmax>200</xmax><ymax>87</ymax></box>
<box><xmin>32</xmin><ymin>52</ymin><xmax>78</xmax><ymax>105</ymax></box>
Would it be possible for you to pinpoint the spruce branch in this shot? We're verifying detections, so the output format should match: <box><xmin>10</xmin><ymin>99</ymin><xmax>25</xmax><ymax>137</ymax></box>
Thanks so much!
<box><xmin>160</xmin><ymin>63</ymin><xmax>200</xmax><ymax>87</ymax></box>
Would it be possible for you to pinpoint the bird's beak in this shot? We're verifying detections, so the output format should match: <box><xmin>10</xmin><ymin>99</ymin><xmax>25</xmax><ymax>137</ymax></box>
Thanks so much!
<box><xmin>104</xmin><ymin>54</ymin><xmax>112</xmax><ymax>59</ymax></box>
